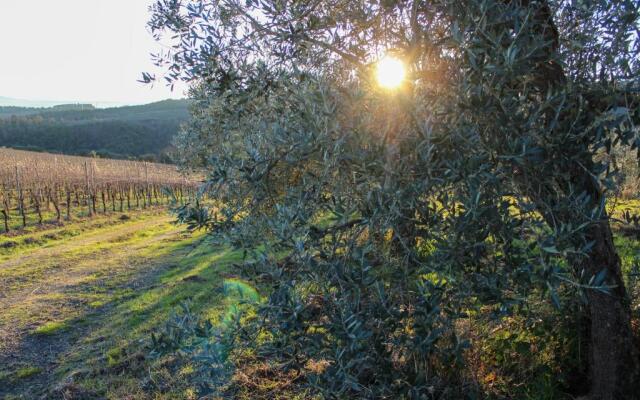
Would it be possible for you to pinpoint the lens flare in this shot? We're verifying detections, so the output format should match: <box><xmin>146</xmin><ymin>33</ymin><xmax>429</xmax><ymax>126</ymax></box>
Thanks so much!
<box><xmin>376</xmin><ymin>56</ymin><xmax>405</xmax><ymax>89</ymax></box>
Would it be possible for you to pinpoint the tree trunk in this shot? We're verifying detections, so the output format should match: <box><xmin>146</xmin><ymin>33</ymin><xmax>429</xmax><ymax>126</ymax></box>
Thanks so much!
<box><xmin>33</xmin><ymin>190</ymin><xmax>43</xmax><ymax>225</ymax></box>
<box><xmin>1</xmin><ymin>210</ymin><xmax>8</xmax><ymax>233</ymax></box>
<box><xmin>520</xmin><ymin>2</ymin><xmax>640</xmax><ymax>396</ymax></box>
<box><xmin>578</xmin><ymin>219</ymin><xmax>639</xmax><ymax>400</ymax></box>
<box><xmin>526</xmin><ymin>178</ymin><xmax>640</xmax><ymax>398</ymax></box>
<box><xmin>50</xmin><ymin>189</ymin><xmax>61</xmax><ymax>223</ymax></box>
<box><xmin>66</xmin><ymin>189</ymin><xmax>72</xmax><ymax>220</ymax></box>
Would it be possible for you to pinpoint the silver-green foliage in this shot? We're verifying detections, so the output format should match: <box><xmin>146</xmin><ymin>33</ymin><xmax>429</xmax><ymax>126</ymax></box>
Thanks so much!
<box><xmin>148</xmin><ymin>0</ymin><xmax>639</xmax><ymax>398</ymax></box>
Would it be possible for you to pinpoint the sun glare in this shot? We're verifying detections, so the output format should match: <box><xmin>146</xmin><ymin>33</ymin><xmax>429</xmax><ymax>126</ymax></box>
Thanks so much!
<box><xmin>376</xmin><ymin>56</ymin><xmax>405</xmax><ymax>89</ymax></box>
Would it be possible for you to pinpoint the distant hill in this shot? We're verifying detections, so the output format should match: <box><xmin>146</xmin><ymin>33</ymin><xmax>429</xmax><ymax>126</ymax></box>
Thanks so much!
<box><xmin>0</xmin><ymin>103</ymin><xmax>97</xmax><ymax>117</ymax></box>
<box><xmin>0</xmin><ymin>99</ymin><xmax>191</xmax><ymax>162</ymax></box>
<box><xmin>0</xmin><ymin>96</ymin><xmax>131</xmax><ymax>108</ymax></box>
<box><xmin>0</xmin><ymin>96</ymin><xmax>72</xmax><ymax>108</ymax></box>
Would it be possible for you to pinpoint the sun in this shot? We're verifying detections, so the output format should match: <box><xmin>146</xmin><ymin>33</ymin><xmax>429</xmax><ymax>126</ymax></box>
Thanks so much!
<box><xmin>376</xmin><ymin>55</ymin><xmax>406</xmax><ymax>89</ymax></box>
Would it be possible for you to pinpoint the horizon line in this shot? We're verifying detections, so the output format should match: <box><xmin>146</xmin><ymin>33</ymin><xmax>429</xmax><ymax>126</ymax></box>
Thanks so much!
<box><xmin>0</xmin><ymin>95</ymin><xmax>188</xmax><ymax>110</ymax></box>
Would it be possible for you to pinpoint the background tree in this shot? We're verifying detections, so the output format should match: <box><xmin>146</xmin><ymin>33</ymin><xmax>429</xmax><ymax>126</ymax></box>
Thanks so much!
<box><xmin>149</xmin><ymin>1</ymin><xmax>640</xmax><ymax>398</ymax></box>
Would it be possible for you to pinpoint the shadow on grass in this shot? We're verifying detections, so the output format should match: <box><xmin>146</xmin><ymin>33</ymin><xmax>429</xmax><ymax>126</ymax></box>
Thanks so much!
<box><xmin>0</xmin><ymin>230</ymin><xmax>208</xmax><ymax>398</ymax></box>
<box><xmin>43</xmin><ymin>238</ymin><xmax>258</xmax><ymax>398</ymax></box>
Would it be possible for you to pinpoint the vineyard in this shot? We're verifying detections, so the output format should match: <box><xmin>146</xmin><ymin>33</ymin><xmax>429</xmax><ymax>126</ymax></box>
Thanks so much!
<box><xmin>0</xmin><ymin>148</ymin><xmax>199</xmax><ymax>232</ymax></box>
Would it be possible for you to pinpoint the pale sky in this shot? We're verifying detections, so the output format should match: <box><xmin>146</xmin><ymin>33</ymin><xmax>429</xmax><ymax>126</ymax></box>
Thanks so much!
<box><xmin>0</xmin><ymin>0</ymin><xmax>187</xmax><ymax>106</ymax></box>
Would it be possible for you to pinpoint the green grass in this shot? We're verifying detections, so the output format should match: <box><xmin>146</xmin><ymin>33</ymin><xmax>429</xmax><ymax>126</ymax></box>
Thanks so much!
<box><xmin>33</xmin><ymin>320</ymin><xmax>69</xmax><ymax>335</ymax></box>
<box><xmin>0</xmin><ymin>203</ymin><xmax>173</xmax><ymax>233</ymax></box>
<box><xmin>0</xmin><ymin>209</ymin><xmax>212</xmax><ymax>398</ymax></box>
<box><xmin>0</xmin><ymin>365</ymin><xmax>42</xmax><ymax>388</ymax></box>
<box><xmin>0</xmin><ymin>208</ymin><xmax>166</xmax><ymax>262</ymax></box>
<box><xmin>15</xmin><ymin>366</ymin><xmax>42</xmax><ymax>379</ymax></box>
<box><xmin>43</xmin><ymin>234</ymin><xmax>255</xmax><ymax>399</ymax></box>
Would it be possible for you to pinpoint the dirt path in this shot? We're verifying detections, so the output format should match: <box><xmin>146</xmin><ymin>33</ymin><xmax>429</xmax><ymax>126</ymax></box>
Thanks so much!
<box><xmin>0</xmin><ymin>213</ymin><xmax>196</xmax><ymax>399</ymax></box>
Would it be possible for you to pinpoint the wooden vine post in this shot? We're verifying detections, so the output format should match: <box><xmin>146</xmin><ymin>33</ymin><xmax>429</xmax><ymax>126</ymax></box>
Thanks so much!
<box><xmin>84</xmin><ymin>161</ymin><xmax>93</xmax><ymax>217</ymax></box>
<box><xmin>15</xmin><ymin>165</ymin><xmax>26</xmax><ymax>227</ymax></box>
<box><xmin>145</xmin><ymin>162</ymin><xmax>152</xmax><ymax>207</ymax></box>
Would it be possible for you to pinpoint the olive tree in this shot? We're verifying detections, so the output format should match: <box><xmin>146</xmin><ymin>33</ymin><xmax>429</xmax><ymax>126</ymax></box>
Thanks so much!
<box><xmin>148</xmin><ymin>1</ymin><xmax>639</xmax><ymax>398</ymax></box>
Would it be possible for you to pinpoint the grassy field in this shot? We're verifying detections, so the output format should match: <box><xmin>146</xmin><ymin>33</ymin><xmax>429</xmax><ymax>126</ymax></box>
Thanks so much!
<box><xmin>1</xmin><ymin>201</ymin><xmax>639</xmax><ymax>399</ymax></box>
<box><xmin>0</xmin><ymin>210</ymin><xmax>253</xmax><ymax>399</ymax></box>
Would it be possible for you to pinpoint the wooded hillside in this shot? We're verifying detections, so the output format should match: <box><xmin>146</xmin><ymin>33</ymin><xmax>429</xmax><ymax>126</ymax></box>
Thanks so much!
<box><xmin>0</xmin><ymin>99</ymin><xmax>190</xmax><ymax>161</ymax></box>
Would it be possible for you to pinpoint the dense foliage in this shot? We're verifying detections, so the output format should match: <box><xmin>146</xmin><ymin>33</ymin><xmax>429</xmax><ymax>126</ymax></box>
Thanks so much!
<box><xmin>0</xmin><ymin>100</ymin><xmax>190</xmax><ymax>161</ymax></box>
<box><xmin>149</xmin><ymin>0</ymin><xmax>639</xmax><ymax>398</ymax></box>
